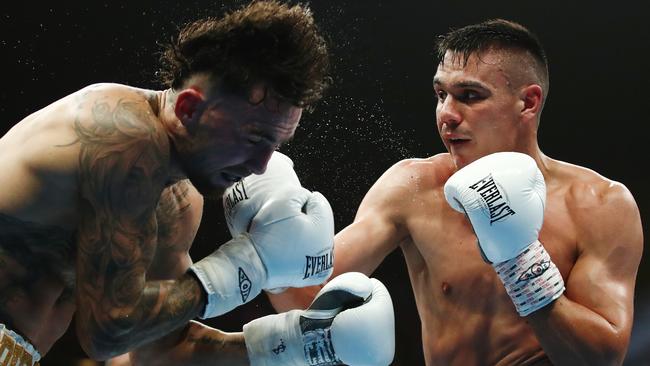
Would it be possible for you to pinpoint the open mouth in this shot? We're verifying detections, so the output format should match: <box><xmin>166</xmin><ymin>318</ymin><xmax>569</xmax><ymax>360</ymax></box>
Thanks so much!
<box><xmin>448</xmin><ymin>138</ymin><xmax>470</xmax><ymax>146</ymax></box>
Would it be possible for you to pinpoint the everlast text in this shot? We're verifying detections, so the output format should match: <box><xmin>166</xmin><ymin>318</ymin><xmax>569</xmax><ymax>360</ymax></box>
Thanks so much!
<box><xmin>469</xmin><ymin>174</ymin><xmax>516</xmax><ymax>225</ymax></box>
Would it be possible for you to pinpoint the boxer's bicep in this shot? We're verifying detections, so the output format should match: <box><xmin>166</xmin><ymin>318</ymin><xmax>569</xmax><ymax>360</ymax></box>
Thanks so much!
<box><xmin>565</xmin><ymin>183</ymin><xmax>642</xmax><ymax>338</ymax></box>
<box><xmin>149</xmin><ymin>180</ymin><xmax>203</xmax><ymax>280</ymax></box>
<box><xmin>333</xmin><ymin>211</ymin><xmax>402</xmax><ymax>277</ymax></box>
<box><xmin>332</xmin><ymin>164</ymin><xmax>411</xmax><ymax>277</ymax></box>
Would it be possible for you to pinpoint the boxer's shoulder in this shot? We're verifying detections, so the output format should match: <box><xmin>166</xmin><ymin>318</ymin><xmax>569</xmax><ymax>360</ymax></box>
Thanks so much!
<box><xmin>360</xmin><ymin>154</ymin><xmax>451</xmax><ymax>219</ymax></box>
<box><xmin>73</xmin><ymin>83</ymin><xmax>163</xmax><ymax>129</ymax></box>
<box><xmin>72</xmin><ymin>83</ymin><xmax>169</xmax><ymax>166</ymax></box>
<box><xmin>549</xmin><ymin>159</ymin><xmax>639</xmax><ymax>246</ymax></box>
<box><xmin>76</xmin><ymin>83</ymin><xmax>158</xmax><ymax>103</ymax></box>
<box><xmin>73</xmin><ymin>84</ymin><xmax>170</xmax><ymax>215</ymax></box>
<box><xmin>550</xmin><ymin>159</ymin><xmax>634</xmax><ymax>210</ymax></box>
<box><xmin>381</xmin><ymin>153</ymin><xmax>452</xmax><ymax>190</ymax></box>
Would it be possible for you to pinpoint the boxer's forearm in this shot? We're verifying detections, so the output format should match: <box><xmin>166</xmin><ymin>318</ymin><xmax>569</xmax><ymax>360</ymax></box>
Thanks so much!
<box><xmin>527</xmin><ymin>295</ymin><xmax>628</xmax><ymax>366</ymax></box>
<box><xmin>128</xmin><ymin>321</ymin><xmax>249</xmax><ymax>366</ymax></box>
<box><xmin>77</xmin><ymin>272</ymin><xmax>208</xmax><ymax>360</ymax></box>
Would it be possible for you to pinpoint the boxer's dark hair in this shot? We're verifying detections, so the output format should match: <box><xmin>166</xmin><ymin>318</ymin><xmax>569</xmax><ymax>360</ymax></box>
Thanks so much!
<box><xmin>436</xmin><ymin>19</ymin><xmax>547</xmax><ymax>71</ymax></box>
<box><xmin>159</xmin><ymin>1</ymin><xmax>330</xmax><ymax>109</ymax></box>
<box><xmin>436</xmin><ymin>19</ymin><xmax>550</xmax><ymax>108</ymax></box>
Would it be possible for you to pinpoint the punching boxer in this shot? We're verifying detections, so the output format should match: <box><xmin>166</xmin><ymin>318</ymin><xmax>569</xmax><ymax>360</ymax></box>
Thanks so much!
<box><xmin>0</xmin><ymin>1</ymin><xmax>390</xmax><ymax>364</ymax></box>
<box><xmin>269</xmin><ymin>19</ymin><xmax>643</xmax><ymax>365</ymax></box>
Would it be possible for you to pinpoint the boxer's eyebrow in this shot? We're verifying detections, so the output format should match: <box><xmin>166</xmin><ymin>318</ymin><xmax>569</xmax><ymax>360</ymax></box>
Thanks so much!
<box><xmin>454</xmin><ymin>81</ymin><xmax>489</xmax><ymax>91</ymax></box>
<box><xmin>249</xmin><ymin>126</ymin><xmax>293</xmax><ymax>147</ymax></box>
<box><xmin>434</xmin><ymin>78</ymin><xmax>488</xmax><ymax>91</ymax></box>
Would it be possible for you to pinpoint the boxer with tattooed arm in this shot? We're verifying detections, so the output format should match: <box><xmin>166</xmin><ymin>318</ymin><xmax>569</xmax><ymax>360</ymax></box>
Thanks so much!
<box><xmin>0</xmin><ymin>2</ymin><xmax>386</xmax><ymax>365</ymax></box>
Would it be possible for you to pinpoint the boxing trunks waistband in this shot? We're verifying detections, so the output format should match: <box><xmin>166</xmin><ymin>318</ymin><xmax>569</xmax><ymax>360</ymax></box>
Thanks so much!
<box><xmin>0</xmin><ymin>324</ymin><xmax>40</xmax><ymax>366</ymax></box>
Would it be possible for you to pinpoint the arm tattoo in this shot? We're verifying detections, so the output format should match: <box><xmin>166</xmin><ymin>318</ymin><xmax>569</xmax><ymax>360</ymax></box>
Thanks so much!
<box><xmin>156</xmin><ymin>180</ymin><xmax>192</xmax><ymax>250</ymax></box>
<box><xmin>74</xmin><ymin>96</ymin><xmax>204</xmax><ymax>357</ymax></box>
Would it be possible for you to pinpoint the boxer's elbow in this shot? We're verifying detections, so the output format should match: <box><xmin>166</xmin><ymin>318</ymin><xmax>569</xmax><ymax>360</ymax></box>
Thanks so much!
<box><xmin>76</xmin><ymin>310</ymin><xmax>140</xmax><ymax>361</ymax></box>
<box><xmin>80</xmin><ymin>342</ymin><xmax>118</xmax><ymax>362</ymax></box>
<box><xmin>601</xmin><ymin>328</ymin><xmax>631</xmax><ymax>366</ymax></box>
<box><xmin>78</xmin><ymin>334</ymin><xmax>122</xmax><ymax>361</ymax></box>
<box><xmin>582</xmin><ymin>326</ymin><xmax>631</xmax><ymax>366</ymax></box>
<box><xmin>78</xmin><ymin>331</ymin><xmax>134</xmax><ymax>361</ymax></box>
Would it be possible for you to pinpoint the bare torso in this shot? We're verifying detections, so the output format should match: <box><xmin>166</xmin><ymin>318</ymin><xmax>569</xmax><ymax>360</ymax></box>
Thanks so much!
<box><xmin>0</xmin><ymin>83</ymin><xmax>203</xmax><ymax>355</ymax></box>
<box><xmin>389</xmin><ymin>154</ymin><xmax>606</xmax><ymax>365</ymax></box>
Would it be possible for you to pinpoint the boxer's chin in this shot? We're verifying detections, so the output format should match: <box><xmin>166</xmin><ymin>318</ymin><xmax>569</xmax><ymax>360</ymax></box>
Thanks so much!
<box><xmin>186</xmin><ymin>172</ymin><xmax>228</xmax><ymax>201</ymax></box>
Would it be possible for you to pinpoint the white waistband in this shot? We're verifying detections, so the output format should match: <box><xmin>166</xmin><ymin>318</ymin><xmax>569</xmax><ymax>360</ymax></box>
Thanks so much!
<box><xmin>0</xmin><ymin>324</ymin><xmax>41</xmax><ymax>366</ymax></box>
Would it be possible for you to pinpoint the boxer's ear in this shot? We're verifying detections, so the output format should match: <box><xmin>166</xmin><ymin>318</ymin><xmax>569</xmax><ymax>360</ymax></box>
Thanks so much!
<box><xmin>519</xmin><ymin>84</ymin><xmax>543</xmax><ymax>123</ymax></box>
<box><xmin>175</xmin><ymin>88</ymin><xmax>205</xmax><ymax>132</ymax></box>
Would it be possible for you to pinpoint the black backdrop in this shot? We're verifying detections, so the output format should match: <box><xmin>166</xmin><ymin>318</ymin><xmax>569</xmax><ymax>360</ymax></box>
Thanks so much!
<box><xmin>2</xmin><ymin>1</ymin><xmax>649</xmax><ymax>365</ymax></box>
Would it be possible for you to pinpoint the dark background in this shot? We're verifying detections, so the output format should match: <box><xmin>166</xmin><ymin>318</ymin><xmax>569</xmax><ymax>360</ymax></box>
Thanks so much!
<box><xmin>1</xmin><ymin>1</ymin><xmax>649</xmax><ymax>365</ymax></box>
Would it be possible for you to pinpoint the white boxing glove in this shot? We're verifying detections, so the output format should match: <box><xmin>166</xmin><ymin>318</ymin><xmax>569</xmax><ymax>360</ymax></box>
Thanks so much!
<box><xmin>243</xmin><ymin>272</ymin><xmax>395</xmax><ymax>366</ymax></box>
<box><xmin>222</xmin><ymin>151</ymin><xmax>333</xmax><ymax>294</ymax></box>
<box><xmin>190</xmin><ymin>175</ymin><xmax>335</xmax><ymax>319</ymax></box>
<box><xmin>444</xmin><ymin>152</ymin><xmax>565</xmax><ymax>316</ymax></box>
<box><xmin>223</xmin><ymin>151</ymin><xmax>301</xmax><ymax>236</ymax></box>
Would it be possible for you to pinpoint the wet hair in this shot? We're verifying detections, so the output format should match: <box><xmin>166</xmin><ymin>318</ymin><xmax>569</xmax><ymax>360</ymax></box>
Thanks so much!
<box><xmin>436</xmin><ymin>19</ymin><xmax>549</xmax><ymax>95</ymax></box>
<box><xmin>158</xmin><ymin>1</ymin><xmax>330</xmax><ymax>108</ymax></box>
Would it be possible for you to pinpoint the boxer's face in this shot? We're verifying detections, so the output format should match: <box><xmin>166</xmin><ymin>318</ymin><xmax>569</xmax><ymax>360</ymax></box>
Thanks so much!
<box><xmin>434</xmin><ymin>49</ymin><xmax>524</xmax><ymax>169</ymax></box>
<box><xmin>173</xmin><ymin>84</ymin><xmax>301</xmax><ymax>199</ymax></box>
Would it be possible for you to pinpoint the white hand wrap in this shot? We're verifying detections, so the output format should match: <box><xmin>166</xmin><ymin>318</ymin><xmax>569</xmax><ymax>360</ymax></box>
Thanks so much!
<box><xmin>494</xmin><ymin>240</ymin><xmax>565</xmax><ymax>316</ymax></box>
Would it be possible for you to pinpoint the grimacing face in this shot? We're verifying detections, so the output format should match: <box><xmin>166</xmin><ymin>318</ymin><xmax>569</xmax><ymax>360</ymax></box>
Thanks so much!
<box><xmin>434</xmin><ymin>50</ymin><xmax>525</xmax><ymax>169</ymax></box>
<box><xmin>174</xmin><ymin>86</ymin><xmax>302</xmax><ymax>199</ymax></box>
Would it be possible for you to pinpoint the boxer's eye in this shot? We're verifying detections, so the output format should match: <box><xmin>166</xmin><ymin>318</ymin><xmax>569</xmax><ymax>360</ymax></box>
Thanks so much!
<box><xmin>247</xmin><ymin>134</ymin><xmax>263</xmax><ymax>145</ymax></box>
<box><xmin>458</xmin><ymin>90</ymin><xmax>482</xmax><ymax>103</ymax></box>
<box><xmin>435</xmin><ymin>90</ymin><xmax>447</xmax><ymax>102</ymax></box>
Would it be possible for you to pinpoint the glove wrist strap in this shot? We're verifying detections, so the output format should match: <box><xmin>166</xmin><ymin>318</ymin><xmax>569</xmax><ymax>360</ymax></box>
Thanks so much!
<box><xmin>243</xmin><ymin>311</ymin><xmax>305</xmax><ymax>366</ymax></box>
<box><xmin>493</xmin><ymin>240</ymin><xmax>565</xmax><ymax>316</ymax></box>
<box><xmin>243</xmin><ymin>310</ymin><xmax>345</xmax><ymax>366</ymax></box>
<box><xmin>189</xmin><ymin>234</ymin><xmax>266</xmax><ymax>318</ymax></box>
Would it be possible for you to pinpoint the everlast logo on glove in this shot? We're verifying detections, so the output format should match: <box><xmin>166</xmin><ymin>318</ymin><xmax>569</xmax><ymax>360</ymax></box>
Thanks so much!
<box><xmin>303</xmin><ymin>249</ymin><xmax>334</xmax><ymax>280</ymax></box>
<box><xmin>469</xmin><ymin>174</ymin><xmax>516</xmax><ymax>225</ymax></box>
<box><xmin>238</xmin><ymin>267</ymin><xmax>252</xmax><ymax>302</ymax></box>
<box><xmin>224</xmin><ymin>181</ymin><xmax>250</xmax><ymax>217</ymax></box>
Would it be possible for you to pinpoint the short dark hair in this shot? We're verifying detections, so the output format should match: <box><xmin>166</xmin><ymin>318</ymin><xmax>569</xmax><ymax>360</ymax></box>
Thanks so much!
<box><xmin>436</xmin><ymin>19</ymin><xmax>549</xmax><ymax>92</ymax></box>
<box><xmin>159</xmin><ymin>1</ymin><xmax>330</xmax><ymax>108</ymax></box>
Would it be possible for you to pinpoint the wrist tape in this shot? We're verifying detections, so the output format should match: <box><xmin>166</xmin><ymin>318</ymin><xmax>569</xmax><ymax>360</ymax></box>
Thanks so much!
<box><xmin>494</xmin><ymin>240</ymin><xmax>565</xmax><ymax>316</ymax></box>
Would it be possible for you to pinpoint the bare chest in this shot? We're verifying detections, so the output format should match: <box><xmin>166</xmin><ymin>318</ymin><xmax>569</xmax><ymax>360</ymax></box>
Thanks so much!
<box><xmin>404</xmin><ymin>192</ymin><xmax>577</xmax><ymax>295</ymax></box>
<box><xmin>399</xmin><ymin>193</ymin><xmax>578</xmax><ymax>362</ymax></box>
